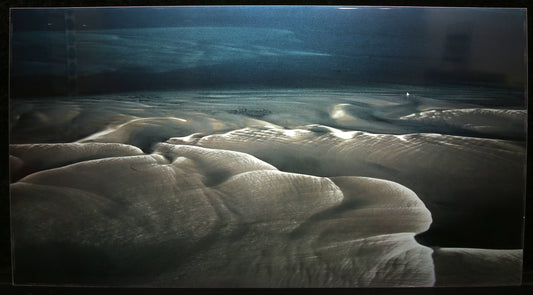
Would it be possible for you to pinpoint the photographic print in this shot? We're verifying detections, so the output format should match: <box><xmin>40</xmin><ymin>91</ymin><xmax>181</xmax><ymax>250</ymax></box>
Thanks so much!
<box><xmin>8</xmin><ymin>6</ymin><xmax>527</xmax><ymax>287</ymax></box>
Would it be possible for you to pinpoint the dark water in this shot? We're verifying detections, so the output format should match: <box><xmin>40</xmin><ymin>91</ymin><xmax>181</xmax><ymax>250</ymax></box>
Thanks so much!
<box><xmin>10</xmin><ymin>7</ymin><xmax>527</xmax><ymax>95</ymax></box>
<box><xmin>9</xmin><ymin>6</ymin><xmax>527</xmax><ymax>287</ymax></box>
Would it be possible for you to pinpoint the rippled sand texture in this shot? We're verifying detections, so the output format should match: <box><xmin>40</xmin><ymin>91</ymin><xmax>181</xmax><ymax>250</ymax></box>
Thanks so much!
<box><xmin>9</xmin><ymin>88</ymin><xmax>526</xmax><ymax>287</ymax></box>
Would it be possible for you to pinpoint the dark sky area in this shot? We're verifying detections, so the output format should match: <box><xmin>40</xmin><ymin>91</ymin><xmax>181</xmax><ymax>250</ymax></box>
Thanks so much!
<box><xmin>9</xmin><ymin>6</ymin><xmax>527</xmax><ymax>97</ymax></box>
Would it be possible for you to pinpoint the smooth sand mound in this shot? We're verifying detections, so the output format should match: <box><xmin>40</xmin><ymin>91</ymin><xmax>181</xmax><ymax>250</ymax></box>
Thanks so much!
<box><xmin>191</xmin><ymin>125</ymin><xmax>525</xmax><ymax>249</ymax></box>
<box><xmin>10</xmin><ymin>143</ymin><xmax>143</xmax><ymax>181</ymax></box>
<box><xmin>11</xmin><ymin>144</ymin><xmax>434</xmax><ymax>287</ymax></box>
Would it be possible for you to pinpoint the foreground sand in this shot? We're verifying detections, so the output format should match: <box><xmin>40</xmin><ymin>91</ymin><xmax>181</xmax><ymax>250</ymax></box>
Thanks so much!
<box><xmin>9</xmin><ymin>89</ymin><xmax>526</xmax><ymax>286</ymax></box>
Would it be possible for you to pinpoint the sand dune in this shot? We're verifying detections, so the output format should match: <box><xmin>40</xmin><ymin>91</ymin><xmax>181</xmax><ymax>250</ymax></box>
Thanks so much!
<box><xmin>9</xmin><ymin>89</ymin><xmax>525</xmax><ymax>287</ymax></box>
<box><xmin>11</xmin><ymin>143</ymin><xmax>434</xmax><ymax>287</ymax></box>
<box><xmin>187</xmin><ymin>125</ymin><xmax>525</xmax><ymax>249</ymax></box>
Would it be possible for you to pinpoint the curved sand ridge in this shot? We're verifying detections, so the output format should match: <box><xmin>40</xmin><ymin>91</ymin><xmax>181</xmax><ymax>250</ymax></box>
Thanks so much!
<box><xmin>10</xmin><ymin>142</ymin><xmax>144</xmax><ymax>181</ymax></box>
<box><xmin>76</xmin><ymin>115</ymin><xmax>281</xmax><ymax>152</ymax></box>
<box><xmin>400</xmin><ymin>108</ymin><xmax>526</xmax><ymax>139</ymax></box>
<box><xmin>175</xmin><ymin>124</ymin><xmax>525</xmax><ymax>249</ymax></box>
<box><xmin>11</xmin><ymin>143</ymin><xmax>434</xmax><ymax>287</ymax></box>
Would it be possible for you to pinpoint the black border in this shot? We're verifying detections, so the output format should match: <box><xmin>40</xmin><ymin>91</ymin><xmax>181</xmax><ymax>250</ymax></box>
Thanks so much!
<box><xmin>2</xmin><ymin>1</ymin><xmax>531</xmax><ymax>294</ymax></box>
